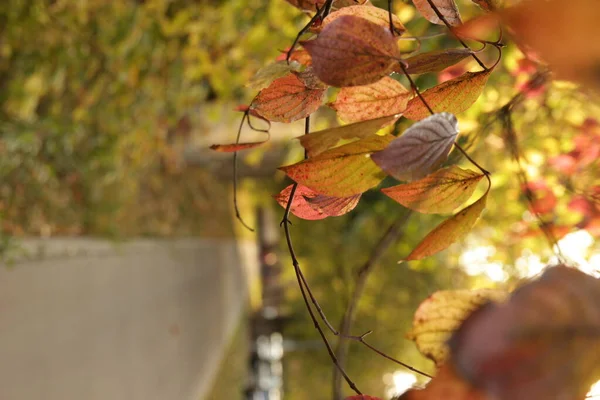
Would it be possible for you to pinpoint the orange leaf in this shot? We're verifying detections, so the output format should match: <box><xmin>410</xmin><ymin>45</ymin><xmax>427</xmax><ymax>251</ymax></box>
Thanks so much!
<box><xmin>280</xmin><ymin>134</ymin><xmax>394</xmax><ymax>197</ymax></box>
<box><xmin>274</xmin><ymin>184</ymin><xmax>360</xmax><ymax>220</ymax></box>
<box><xmin>382</xmin><ymin>166</ymin><xmax>483</xmax><ymax>214</ymax></box>
<box><xmin>502</xmin><ymin>0</ymin><xmax>600</xmax><ymax>92</ymax></box>
<box><xmin>330</xmin><ymin>77</ymin><xmax>410</xmax><ymax>123</ymax></box>
<box><xmin>251</xmin><ymin>71</ymin><xmax>326</xmax><ymax>123</ymax></box>
<box><xmin>400</xmin><ymin>48</ymin><xmax>473</xmax><ymax>75</ymax></box>
<box><xmin>299</xmin><ymin>115</ymin><xmax>399</xmax><ymax>157</ymax></box>
<box><xmin>209</xmin><ymin>140</ymin><xmax>268</xmax><ymax>152</ymax></box>
<box><xmin>404</xmin><ymin>191</ymin><xmax>487</xmax><ymax>261</ymax></box>
<box><xmin>371</xmin><ymin>113</ymin><xmax>458</xmax><ymax>181</ymax></box>
<box><xmin>412</xmin><ymin>0</ymin><xmax>462</xmax><ymax>27</ymax></box>
<box><xmin>403</xmin><ymin>70</ymin><xmax>491</xmax><ymax>121</ymax></box>
<box><xmin>322</xmin><ymin>5</ymin><xmax>405</xmax><ymax>34</ymax></box>
<box><xmin>450</xmin><ymin>265</ymin><xmax>600</xmax><ymax>400</ymax></box>
<box><xmin>305</xmin><ymin>193</ymin><xmax>362</xmax><ymax>216</ymax></box>
<box><xmin>301</xmin><ymin>15</ymin><xmax>401</xmax><ymax>87</ymax></box>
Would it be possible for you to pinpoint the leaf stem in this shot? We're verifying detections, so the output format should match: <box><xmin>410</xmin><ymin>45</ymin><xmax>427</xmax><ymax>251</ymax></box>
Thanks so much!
<box><xmin>233</xmin><ymin>110</ymin><xmax>254</xmax><ymax>231</ymax></box>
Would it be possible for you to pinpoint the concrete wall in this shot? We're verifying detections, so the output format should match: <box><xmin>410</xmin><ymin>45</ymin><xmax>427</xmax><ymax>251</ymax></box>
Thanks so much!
<box><xmin>0</xmin><ymin>238</ymin><xmax>257</xmax><ymax>400</ymax></box>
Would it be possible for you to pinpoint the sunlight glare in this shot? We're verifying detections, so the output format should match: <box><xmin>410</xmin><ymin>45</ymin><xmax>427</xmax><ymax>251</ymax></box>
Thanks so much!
<box><xmin>385</xmin><ymin>371</ymin><xmax>418</xmax><ymax>399</ymax></box>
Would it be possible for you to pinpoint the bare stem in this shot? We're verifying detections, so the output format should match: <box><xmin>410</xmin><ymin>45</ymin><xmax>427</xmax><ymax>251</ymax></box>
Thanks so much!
<box><xmin>233</xmin><ymin>110</ymin><xmax>254</xmax><ymax>231</ymax></box>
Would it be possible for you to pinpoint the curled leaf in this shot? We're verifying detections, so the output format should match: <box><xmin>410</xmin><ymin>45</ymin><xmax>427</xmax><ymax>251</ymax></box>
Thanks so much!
<box><xmin>403</xmin><ymin>70</ymin><xmax>491</xmax><ymax>121</ymax></box>
<box><xmin>406</xmin><ymin>289</ymin><xmax>507</xmax><ymax>366</ymax></box>
<box><xmin>330</xmin><ymin>77</ymin><xmax>410</xmax><ymax>123</ymax></box>
<box><xmin>251</xmin><ymin>72</ymin><xmax>326</xmax><ymax>123</ymax></box>
<box><xmin>412</xmin><ymin>0</ymin><xmax>462</xmax><ymax>26</ymax></box>
<box><xmin>371</xmin><ymin>112</ymin><xmax>459</xmax><ymax>181</ymax></box>
<box><xmin>401</xmin><ymin>49</ymin><xmax>473</xmax><ymax>75</ymax></box>
<box><xmin>404</xmin><ymin>191</ymin><xmax>487</xmax><ymax>261</ymax></box>
<box><xmin>209</xmin><ymin>140</ymin><xmax>268</xmax><ymax>152</ymax></box>
<box><xmin>280</xmin><ymin>134</ymin><xmax>394</xmax><ymax>197</ymax></box>
<box><xmin>322</xmin><ymin>5</ymin><xmax>405</xmax><ymax>34</ymax></box>
<box><xmin>450</xmin><ymin>265</ymin><xmax>600</xmax><ymax>400</ymax></box>
<box><xmin>301</xmin><ymin>15</ymin><xmax>401</xmax><ymax>87</ymax></box>
<box><xmin>382</xmin><ymin>166</ymin><xmax>483</xmax><ymax>214</ymax></box>
<box><xmin>299</xmin><ymin>115</ymin><xmax>399</xmax><ymax>157</ymax></box>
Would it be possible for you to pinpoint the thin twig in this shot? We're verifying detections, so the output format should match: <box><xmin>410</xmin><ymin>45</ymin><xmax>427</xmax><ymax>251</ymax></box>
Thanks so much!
<box><xmin>286</xmin><ymin>0</ymin><xmax>335</xmax><ymax>63</ymax></box>
<box><xmin>233</xmin><ymin>110</ymin><xmax>254</xmax><ymax>231</ymax></box>
<box><xmin>281</xmin><ymin>116</ymin><xmax>363</xmax><ymax>395</ymax></box>
<box><xmin>424</xmin><ymin>0</ymin><xmax>488</xmax><ymax>70</ymax></box>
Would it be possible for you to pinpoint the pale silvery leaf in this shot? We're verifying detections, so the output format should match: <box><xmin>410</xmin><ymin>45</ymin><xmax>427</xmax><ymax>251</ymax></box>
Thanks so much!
<box><xmin>371</xmin><ymin>112</ymin><xmax>458</xmax><ymax>181</ymax></box>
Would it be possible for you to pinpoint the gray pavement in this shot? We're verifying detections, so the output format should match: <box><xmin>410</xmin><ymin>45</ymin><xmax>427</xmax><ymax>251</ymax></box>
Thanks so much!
<box><xmin>0</xmin><ymin>238</ymin><xmax>257</xmax><ymax>400</ymax></box>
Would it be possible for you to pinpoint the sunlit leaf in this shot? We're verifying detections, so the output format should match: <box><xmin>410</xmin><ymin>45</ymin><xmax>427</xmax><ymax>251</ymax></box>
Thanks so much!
<box><xmin>247</xmin><ymin>61</ymin><xmax>296</xmax><ymax>90</ymax></box>
<box><xmin>412</xmin><ymin>0</ymin><xmax>462</xmax><ymax>26</ymax></box>
<box><xmin>406</xmin><ymin>289</ymin><xmax>508</xmax><ymax>365</ymax></box>
<box><xmin>502</xmin><ymin>0</ymin><xmax>600</xmax><ymax>92</ymax></box>
<box><xmin>280</xmin><ymin>134</ymin><xmax>394</xmax><ymax>197</ymax></box>
<box><xmin>274</xmin><ymin>184</ymin><xmax>360</xmax><ymax>220</ymax></box>
<box><xmin>209</xmin><ymin>140</ymin><xmax>268</xmax><ymax>152</ymax></box>
<box><xmin>371</xmin><ymin>113</ymin><xmax>458</xmax><ymax>181</ymax></box>
<box><xmin>251</xmin><ymin>72</ymin><xmax>326</xmax><ymax>123</ymax></box>
<box><xmin>330</xmin><ymin>77</ymin><xmax>410</xmax><ymax>123</ymax></box>
<box><xmin>322</xmin><ymin>5</ymin><xmax>405</xmax><ymax>34</ymax></box>
<box><xmin>404</xmin><ymin>191</ymin><xmax>487</xmax><ymax>261</ymax></box>
<box><xmin>299</xmin><ymin>115</ymin><xmax>399</xmax><ymax>157</ymax></box>
<box><xmin>450</xmin><ymin>265</ymin><xmax>600</xmax><ymax>400</ymax></box>
<box><xmin>403</xmin><ymin>70</ymin><xmax>491</xmax><ymax>121</ymax></box>
<box><xmin>305</xmin><ymin>192</ymin><xmax>362</xmax><ymax>216</ymax></box>
<box><xmin>382</xmin><ymin>166</ymin><xmax>483</xmax><ymax>214</ymax></box>
<box><xmin>401</xmin><ymin>49</ymin><xmax>473</xmax><ymax>75</ymax></box>
<box><xmin>301</xmin><ymin>15</ymin><xmax>401</xmax><ymax>87</ymax></box>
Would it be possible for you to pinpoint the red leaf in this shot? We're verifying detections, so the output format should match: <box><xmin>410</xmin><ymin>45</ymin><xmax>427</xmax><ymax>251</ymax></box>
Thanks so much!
<box><xmin>412</xmin><ymin>0</ymin><xmax>462</xmax><ymax>26</ymax></box>
<box><xmin>209</xmin><ymin>140</ymin><xmax>268</xmax><ymax>152</ymax></box>
<box><xmin>274</xmin><ymin>184</ymin><xmax>361</xmax><ymax>219</ymax></box>
<box><xmin>403</xmin><ymin>70</ymin><xmax>491</xmax><ymax>121</ymax></box>
<box><xmin>301</xmin><ymin>15</ymin><xmax>401</xmax><ymax>87</ymax></box>
<box><xmin>251</xmin><ymin>71</ymin><xmax>326</xmax><ymax>123</ymax></box>
<box><xmin>330</xmin><ymin>77</ymin><xmax>410</xmax><ymax>123</ymax></box>
<box><xmin>371</xmin><ymin>112</ymin><xmax>458</xmax><ymax>181</ymax></box>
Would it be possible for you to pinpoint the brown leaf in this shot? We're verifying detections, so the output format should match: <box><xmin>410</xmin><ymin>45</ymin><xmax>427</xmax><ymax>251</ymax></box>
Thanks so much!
<box><xmin>251</xmin><ymin>72</ymin><xmax>326</xmax><ymax>123</ymax></box>
<box><xmin>382</xmin><ymin>166</ymin><xmax>483</xmax><ymax>214</ymax></box>
<box><xmin>299</xmin><ymin>115</ymin><xmax>399</xmax><ymax>157</ymax></box>
<box><xmin>406</xmin><ymin>289</ymin><xmax>508</xmax><ymax>366</ymax></box>
<box><xmin>301</xmin><ymin>15</ymin><xmax>401</xmax><ymax>87</ymax></box>
<box><xmin>403</xmin><ymin>70</ymin><xmax>491</xmax><ymax>121</ymax></box>
<box><xmin>330</xmin><ymin>77</ymin><xmax>410</xmax><ymax>123</ymax></box>
<box><xmin>305</xmin><ymin>192</ymin><xmax>362</xmax><ymax>216</ymax></box>
<box><xmin>404</xmin><ymin>191</ymin><xmax>487</xmax><ymax>261</ymax></box>
<box><xmin>371</xmin><ymin>112</ymin><xmax>458</xmax><ymax>181</ymax></box>
<box><xmin>412</xmin><ymin>0</ymin><xmax>462</xmax><ymax>26</ymax></box>
<box><xmin>502</xmin><ymin>0</ymin><xmax>600</xmax><ymax>92</ymax></box>
<box><xmin>400</xmin><ymin>49</ymin><xmax>473</xmax><ymax>75</ymax></box>
<box><xmin>322</xmin><ymin>5</ymin><xmax>405</xmax><ymax>34</ymax></box>
<box><xmin>449</xmin><ymin>265</ymin><xmax>600</xmax><ymax>400</ymax></box>
<box><xmin>209</xmin><ymin>140</ymin><xmax>268</xmax><ymax>152</ymax></box>
<box><xmin>280</xmin><ymin>134</ymin><xmax>394</xmax><ymax>197</ymax></box>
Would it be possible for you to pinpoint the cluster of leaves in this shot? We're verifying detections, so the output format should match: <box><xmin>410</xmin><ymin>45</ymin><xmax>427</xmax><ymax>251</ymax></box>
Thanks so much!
<box><xmin>215</xmin><ymin>0</ymin><xmax>600</xmax><ymax>398</ymax></box>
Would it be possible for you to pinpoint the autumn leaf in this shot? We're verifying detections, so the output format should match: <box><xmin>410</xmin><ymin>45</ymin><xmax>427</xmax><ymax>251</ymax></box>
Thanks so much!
<box><xmin>301</xmin><ymin>15</ymin><xmax>401</xmax><ymax>87</ymax></box>
<box><xmin>280</xmin><ymin>134</ymin><xmax>394</xmax><ymax>197</ymax></box>
<box><xmin>322</xmin><ymin>5</ymin><xmax>405</xmax><ymax>34</ymax></box>
<box><xmin>406</xmin><ymin>289</ymin><xmax>507</xmax><ymax>366</ymax></box>
<box><xmin>305</xmin><ymin>193</ymin><xmax>362</xmax><ymax>216</ymax></box>
<box><xmin>276</xmin><ymin>48</ymin><xmax>313</xmax><ymax>66</ymax></box>
<box><xmin>412</xmin><ymin>0</ymin><xmax>462</xmax><ymax>27</ymax></box>
<box><xmin>382</xmin><ymin>166</ymin><xmax>483</xmax><ymax>214</ymax></box>
<box><xmin>299</xmin><ymin>115</ymin><xmax>399</xmax><ymax>157</ymax></box>
<box><xmin>403</xmin><ymin>191</ymin><xmax>487</xmax><ymax>261</ymax></box>
<box><xmin>403</xmin><ymin>70</ymin><xmax>491</xmax><ymax>121</ymax></box>
<box><xmin>329</xmin><ymin>77</ymin><xmax>410</xmax><ymax>123</ymax></box>
<box><xmin>247</xmin><ymin>61</ymin><xmax>296</xmax><ymax>90</ymax></box>
<box><xmin>371</xmin><ymin>113</ymin><xmax>458</xmax><ymax>181</ymax></box>
<box><xmin>502</xmin><ymin>0</ymin><xmax>600</xmax><ymax>92</ymax></box>
<box><xmin>274</xmin><ymin>184</ymin><xmax>361</xmax><ymax>220</ymax></box>
<box><xmin>399</xmin><ymin>363</ymin><xmax>488</xmax><ymax>400</ymax></box>
<box><xmin>251</xmin><ymin>71</ymin><xmax>326</xmax><ymax>123</ymax></box>
<box><xmin>450</xmin><ymin>265</ymin><xmax>600</xmax><ymax>400</ymax></box>
<box><xmin>400</xmin><ymin>49</ymin><xmax>473</xmax><ymax>75</ymax></box>
<box><xmin>209</xmin><ymin>140</ymin><xmax>268</xmax><ymax>152</ymax></box>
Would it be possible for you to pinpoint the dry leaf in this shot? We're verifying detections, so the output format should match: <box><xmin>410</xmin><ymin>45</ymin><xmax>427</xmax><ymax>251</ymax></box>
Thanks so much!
<box><xmin>404</xmin><ymin>191</ymin><xmax>487</xmax><ymax>261</ymax></box>
<box><xmin>322</xmin><ymin>5</ymin><xmax>405</xmax><ymax>34</ymax></box>
<box><xmin>274</xmin><ymin>184</ymin><xmax>361</xmax><ymax>220</ymax></box>
<box><xmin>406</xmin><ymin>289</ymin><xmax>508</xmax><ymax>365</ymax></box>
<box><xmin>305</xmin><ymin>193</ymin><xmax>362</xmax><ymax>216</ymax></box>
<box><xmin>401</xmin><ymin>49</ymin><xmax>473</xmax><ymax>75</ymax></box>
<box><xmin>301</xmin><ymin>15</ymin><xmax>401</xmax><ymax>87</ymax></box>
<box><xmin>412</xmin><ymin>0</ymin><xmax>462</xmax><ymax>26</ymax></box>
<box><xmin>330</xmin><ymin>77</ymin><xmax>410</xmax><ymax>123</ymax></box>
<box><xmin>382</xmin><ymin>166</ymin><xmax>483</xmax><ymax>214</ymax></box>
<box><xmin>371</xmin><ymin>112</ymin><xmax>458</xmax><ymax>181</ymax></box>
<box><xmin>280</xmin><ymin>134</ymin><xmax>394</xmax><ymax>197</ymax></box>
<box><xmin>403</xmin><ymin>70</ymin><xmax>491</xmax><ymax>121</ymax></box>
<box><xmin>299</xmin><ymin>115</ymin><xmax>399</xmax><ymax>157</ymax></box>
<box><xmin>251</xmin><ymin>72</ymin><xmax>326</xmax><ymax>123</ymax></box>
<box><xmin>247</xmin><ymin>61</ymin><xmax>296</xmax><ymax>90</ymax></box>
<box><xmin>209</xmin><ymin>140</ymin><xmax>268</xmax><ymax>152</ymax></box>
